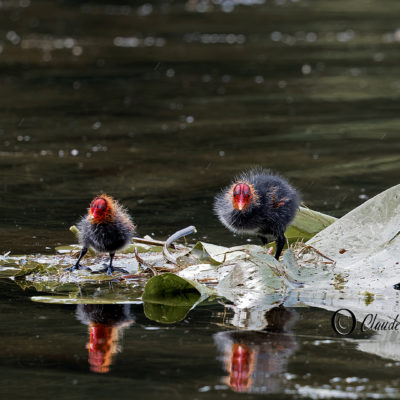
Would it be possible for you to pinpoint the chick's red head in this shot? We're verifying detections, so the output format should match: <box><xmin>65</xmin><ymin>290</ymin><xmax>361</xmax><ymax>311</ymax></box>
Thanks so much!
<box><xmin>90</xmin><ymin>195</ymin><xmax>113</xmax><ymax>223</ymax></box>
<box><xmin>232</xmin><ymin>183</ymin><xmax>253</xmax><ymax>211</ymax></box>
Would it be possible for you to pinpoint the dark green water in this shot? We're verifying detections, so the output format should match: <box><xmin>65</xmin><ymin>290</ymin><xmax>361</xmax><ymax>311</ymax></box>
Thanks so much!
<box><xmin>1</xmin><ymin>0</ymin><xmax>400</xmax><ymax>398</ymax></box>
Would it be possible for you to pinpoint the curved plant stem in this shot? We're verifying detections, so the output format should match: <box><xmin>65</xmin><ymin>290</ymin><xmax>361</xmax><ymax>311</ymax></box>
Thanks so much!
<box><xmin>163</xmin><ymin>226</ymin><xmax>197</xmax><ymax>264</ymax></box>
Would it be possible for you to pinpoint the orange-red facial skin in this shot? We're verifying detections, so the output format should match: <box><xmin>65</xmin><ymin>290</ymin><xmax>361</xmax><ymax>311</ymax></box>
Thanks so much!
<box><xmin>232</xmin><ymin>183</ymin><xmax>254</xmax><ymax>211</ymax></box>
<box><xmin>89</xmin><ymin>194</ymin><xmax>115</xmax><ymax>224</ymax></box>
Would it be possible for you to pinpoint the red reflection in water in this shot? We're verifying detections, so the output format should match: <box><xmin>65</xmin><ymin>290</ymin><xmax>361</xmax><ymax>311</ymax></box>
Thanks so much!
<box><xmin>215</xmin><ymin>306</ymin><xmax>299</xmax><ymax>394</ymax></box>
<box><xmin>76</xmin><ymin>304</ymin><xmax>134</xmax><ymax>374</ymax></box>
<box><xmin>88</xmin><ymin>323</ymin><xmax>119</xmax><ymax>374</ymax></box>
<box><xmin>228</xmin><ymin>343</ymin><xmax>254</xmax><ymax>392</ymax></box>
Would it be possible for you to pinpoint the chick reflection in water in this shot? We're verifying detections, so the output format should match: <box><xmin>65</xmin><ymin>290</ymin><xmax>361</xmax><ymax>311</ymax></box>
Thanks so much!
<box><xmin>76</xmin><ymin>305</ymin><xmax>134</xmax><ymax>373</ymax></box>
<box><xmin>214</xmin><ymin>306</ymin><xmax>298</xmax><ymax>393</ymax></box>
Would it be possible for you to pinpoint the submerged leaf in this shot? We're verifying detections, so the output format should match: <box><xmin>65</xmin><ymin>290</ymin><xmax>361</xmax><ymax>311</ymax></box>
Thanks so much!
<box><xmin>142</xmin><ymin>273</ymin><xmax>203</xmax><ymax>323</ymax></box>
<box><xmin>143</xmin><ymin>303</ymin><xmax>193</xmax><ymax>324</ymax></box>
<box><xmin>142</xmin><ymin>273</ymin><xmax>201</xmax><ymax>306</ymax></box>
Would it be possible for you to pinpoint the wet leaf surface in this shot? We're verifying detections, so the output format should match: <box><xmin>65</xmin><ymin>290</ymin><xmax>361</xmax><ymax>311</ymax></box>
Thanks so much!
<box><xmin>0</xmin><ymin>205</ymin><xmax>335</xmax><ymax>303</ymax></box>
<box><xmin>1</xmin><ymin>185</ymin><xmax>399</xmax><ymax>344</ymax></box>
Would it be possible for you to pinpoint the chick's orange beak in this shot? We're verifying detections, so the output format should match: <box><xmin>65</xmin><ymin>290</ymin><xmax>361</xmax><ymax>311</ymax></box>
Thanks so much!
<box><xmin>91</xmin><ymin>208</ymin><xmax>102</xmax><ymax>219</ymax></box>
<box><xmin>237</xmin><ymin>195</ymin><xmax>247</xmax><ymax>211</ymax></box>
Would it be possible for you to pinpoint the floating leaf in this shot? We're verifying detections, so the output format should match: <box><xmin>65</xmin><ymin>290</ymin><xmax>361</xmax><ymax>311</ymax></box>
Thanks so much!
<box><xmin>216</xmin><ymin>247</ymin><xmax>285</xmax><ymax>309</ymax></box>
<box><xmin>30</xmin><ymin>282</ymin><xmax>144</xmax><ymax>304</ymax></box>
<box><xmin>190</xmin><ymin>242</ymin><xmax>232</xmax><ymax>265</ymax></box>
<box><xmin>305</xmin><ymin>183</ymin><xmax>400</xmax><ymax>291</ymax></box>
<box><xmin>286</xmin><ymin>206</ymin><xmax>337</xmax><ymax>242</ymax></box>
<box><xmin>0</xmin><ymin>204</ymin><xmax>342</xmax><ymax>312</ymax></box>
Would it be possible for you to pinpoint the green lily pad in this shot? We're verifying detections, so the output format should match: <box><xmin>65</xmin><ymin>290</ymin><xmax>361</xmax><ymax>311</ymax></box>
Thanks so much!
<box><xmin>286</xmin><ymin>206</ymin><xmax>337</xmax><ymax>242</ymax></box>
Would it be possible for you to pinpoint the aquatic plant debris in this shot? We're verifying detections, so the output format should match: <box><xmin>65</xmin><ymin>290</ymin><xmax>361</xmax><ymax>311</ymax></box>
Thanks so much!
<box><xmin>1</xmin><ymin>186</ymin><xmax>400</xmax><ymax>329</ymax></box>
<box><xmin>0</xmin><ymin>205</ymin><xmax>332</xmax><ymax>304</ymax></box>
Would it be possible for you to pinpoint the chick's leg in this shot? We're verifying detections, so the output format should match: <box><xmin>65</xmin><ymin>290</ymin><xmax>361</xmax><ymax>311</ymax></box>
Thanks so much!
<box><xmin>274</xmin><ymin>234</ymin><xmax>286</xmax><ymax>260</ymax></box>
<box><xmin>65</xmin><ymin>247</ymin><xmax>91</xmax><ymax>272</ymax></box>
<box><xmin>92</xmin><ymin>252</ymin><xmax>129</xmax><ymax>275</ymax></box>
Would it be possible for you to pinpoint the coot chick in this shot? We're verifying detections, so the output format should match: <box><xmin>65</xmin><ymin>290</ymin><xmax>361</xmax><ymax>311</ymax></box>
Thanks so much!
<box><xmin>214</xmin><ymin>169</ymin><xmax>299</xmax><ymax>260</ymax></box>
<box><xmin>66</xmin><ymin>194</ymin><xmax>135</xmax><ymax>275</ymax></box>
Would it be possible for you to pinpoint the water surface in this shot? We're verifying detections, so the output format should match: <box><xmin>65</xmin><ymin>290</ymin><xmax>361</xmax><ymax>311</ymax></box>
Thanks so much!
<box><xmin>1</xmin><ymin>0</ymin><xmax>400</xmax><ymax>398</ymax></box>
